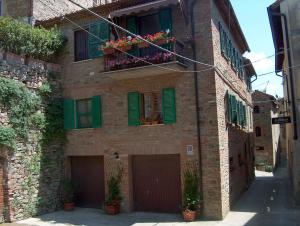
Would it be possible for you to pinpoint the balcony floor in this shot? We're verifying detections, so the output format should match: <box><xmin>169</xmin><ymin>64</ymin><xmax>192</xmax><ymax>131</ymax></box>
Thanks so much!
<box><xmin>99</xmin><ymin>61</ymin><xmax>188</xmax><ymax>80</ymax></box>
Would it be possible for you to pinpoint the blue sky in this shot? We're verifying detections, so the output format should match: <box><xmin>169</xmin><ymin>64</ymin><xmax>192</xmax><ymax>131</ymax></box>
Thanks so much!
<box><xmin>231</xmin><ymin>0</ymin><xmax>283</xmax><ymax>97</ymax></box>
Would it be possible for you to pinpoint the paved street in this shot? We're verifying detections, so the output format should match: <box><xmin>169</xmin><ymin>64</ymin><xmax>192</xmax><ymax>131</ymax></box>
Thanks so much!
<box><xmin>4</xmin><ymin>166</ymin><xmax>300</xmax><ymax>226</ymax></box>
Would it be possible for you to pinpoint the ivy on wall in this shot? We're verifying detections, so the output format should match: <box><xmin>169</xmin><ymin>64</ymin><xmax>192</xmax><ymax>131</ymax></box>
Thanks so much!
<box><xmin>0</xmin><ymin>77</ymin><xmax>65</xmax><ymax>150</ymax></box>
<box><xmin>0</xmin><ymin>76</ymin><xmax>65</xmax><ymax>220</ymax></box>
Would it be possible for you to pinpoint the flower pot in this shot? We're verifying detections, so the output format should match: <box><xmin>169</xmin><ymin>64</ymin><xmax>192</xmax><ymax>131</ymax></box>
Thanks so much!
<box><xmin>105</xmin><ymin>203</ymin><xmax>120</xmax><ymax>215</ymax></box>
<box><xmin>155</xmin><ymin>39</ymin><xmax>167</xmax><ymax>46</ymax></box>
<box><xmin>118</xmin><ymin>45</ymin><xmax>132</xmax><ymax>52</ymax></box>
<box><xmin>103</xmin><ymin>48</ymin><xmax>115</xmax><ymax>55</ymax></box>
<box><xmin>182</xmin><ymin>209</ymin><xmax>197</xmax><ymax>222</ymax></box>
<box><xmin>137</xmin><ymin>42</ymin><xmax>150</xmax><ymax>49</ymax></box>
<box><xmin>64</xmin><ymin>202</ymin><xmax>75</xmax><ymax>211</ymax></box>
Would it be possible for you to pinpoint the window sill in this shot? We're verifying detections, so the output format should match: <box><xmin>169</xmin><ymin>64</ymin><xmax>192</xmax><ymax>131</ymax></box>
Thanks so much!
<box><xmin>72</xmin><ymin>58</ymin><xmax>94</xmax><ymax>64</ymax></box>
<box><xmin>69</xmin><ymin>127</ymin><xmax>97</xmax><ymax>131</ymax></box>
<box><xmin>140</xmin><ymin>123</ymin><xmax>165</xmax><ymax>127</ymax></box>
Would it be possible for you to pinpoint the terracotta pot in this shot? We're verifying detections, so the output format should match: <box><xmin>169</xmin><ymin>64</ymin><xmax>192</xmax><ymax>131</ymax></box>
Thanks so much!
<box><xmin>64</xmin><ymin>202</ymin><xmax>75</xmax><ymax>211</ymax></box>
<box><xmin>137</xmin><ymin>42</ymin><xmax>150</xmax><ymax>49</ymax></box>
<box><xmin>182</xmin><ymin>209</ymin><xmax>197</xmax><ymax>222</ymax></box>
<box><xmin>155</xmin><ymin>39</ymin><xmax>167</xmax><ymax>46</ymax></box>
<box><xmin>105</xmin><ymin>203</ymin><xmax>120</xmax><ymax>215</ymax></box>
<box><xmin>103</xmin><ymin>47</ymin><xmax>115</xmax><ymax>55</ymax></box>
<box><xmin>118</xmin><ymin>45</ymin><xmax>132</xmax><ymax>52</ymax></box>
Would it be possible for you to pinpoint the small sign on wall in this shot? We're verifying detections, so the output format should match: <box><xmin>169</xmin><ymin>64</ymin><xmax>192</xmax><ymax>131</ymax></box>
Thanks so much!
<box><xmin>187</xmin><ymin>145</ymin><xmax>194</xmax><ymax>156</ymax></box>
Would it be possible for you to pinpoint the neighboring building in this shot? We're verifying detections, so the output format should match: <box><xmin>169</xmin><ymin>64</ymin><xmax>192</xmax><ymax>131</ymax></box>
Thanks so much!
<box><xmin>39</xmin><ymin>0</ymin><xmax>256</xmax><ymax>220</ymax></box>
<box><xmin>268</xmin><ymin>0</ymin><xmax>300</xmax><ymax>204</ymax></box>
<box><xmin>252</xmin><ymin>90</ymin><xmax>280</xmax><ymax>169</ymax></box>
<box><xmin>0</xmin><ymin>0</ymin><xmax>94</xmax><ymax>24</ymax></box>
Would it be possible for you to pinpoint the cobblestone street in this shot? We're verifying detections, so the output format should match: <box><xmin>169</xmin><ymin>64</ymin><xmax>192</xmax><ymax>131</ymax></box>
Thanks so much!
<box><xmin>4</xmin><ymin>163</ymin><xmax>300</xmax><ymax>226</ymax></box>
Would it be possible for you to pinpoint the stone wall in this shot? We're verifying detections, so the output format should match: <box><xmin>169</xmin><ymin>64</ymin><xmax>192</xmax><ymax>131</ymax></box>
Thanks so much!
<box><xmin>0</xmin><ymin>52</ymin><xmax>64</xmax><ymax>222</ymax></box>
<box><xmin>252</xmin><ymin>91</ymin><xmax>280</xmax><ymax>168</ymax></box>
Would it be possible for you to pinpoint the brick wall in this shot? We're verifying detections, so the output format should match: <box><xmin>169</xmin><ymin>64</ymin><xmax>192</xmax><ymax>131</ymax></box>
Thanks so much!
<box><xmin>55</xmin><ymin>0</ymin><xmax>254</xmax><ymax>220</ymax></box>
<box><xmin>252</xmin><ymin>91</ymin><xmax>280</xmax><ymax>168</ymax></box>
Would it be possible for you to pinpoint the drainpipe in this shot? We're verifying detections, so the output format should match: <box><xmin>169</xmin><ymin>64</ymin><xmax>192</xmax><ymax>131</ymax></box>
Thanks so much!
<box><xmin>189</xmin><ymin>0</ymin><xmax>203</xmax><ymax>202</ymax></box>
<box><xmin>272</xmin><ymin>12</ymin><xmax>298</xmax><ymax>140</ymax></box>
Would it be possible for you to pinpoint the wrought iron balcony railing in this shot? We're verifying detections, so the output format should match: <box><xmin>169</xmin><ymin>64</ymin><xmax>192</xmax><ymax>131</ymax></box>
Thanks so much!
<box><xmin>103</xmin><ymin>40</ymin><xmax>185</xmax><ymax>72</ymax></box>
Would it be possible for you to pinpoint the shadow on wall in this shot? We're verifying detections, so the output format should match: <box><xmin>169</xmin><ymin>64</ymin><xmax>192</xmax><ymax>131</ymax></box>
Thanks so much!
<box><xmin>227</xmin><ymin>125</ymin><xmax>255</xmax><ymax>208</ymax></box>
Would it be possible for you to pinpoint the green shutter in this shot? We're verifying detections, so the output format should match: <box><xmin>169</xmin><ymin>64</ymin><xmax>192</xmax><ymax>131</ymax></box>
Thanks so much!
<box><xmin>231</xmin><ymin>95</ymin><xmax>237</xmax><ymax>124</ymax></box>
<box><xmin>126</xmin><ymin>17</ymin><xmax>139</xmax><ymax>57</ymax></box>
<box><xmin>92</xmin><ymin>95</ymin><xmax>102</xmax><ymax>128</ymax></box>
<box><xmin>226</xmin><ymin>91</ymin><xmax>231</xmax><ymax>123</ymax></box>
<box><xmin>219</xmin><ymin>22</ymin><xmax>225</xmax><ymax>54</ymax></box>
<box><xmin>88</xmin><ymin>21</ymin><xmax>109</xmax><ymax>59</ymax></box>
<box><xmin>243</xmin><ymin>104</ymin><xmax>247</xmax><ymax>128</ymax></box>
<box><xmin>239</xmin><ymin>101</ymin><xmax>243</xmax><ymax>126</ymax></box>
<box><xmin>162</xmin><ymin>88</ymin><xmax>176</xmax><ymax>124</ymax></box>
<box><xmin>159</xmin><ymin>8</ymin><xmax>172</xmax><ymax>34</ymax></box>
<box><xmin>128</xmin><ymin>92</ymin><xmax>141</xmax><ymax>126</ymax></box>
<box><xmin>63</xmin><ymin>98</ymin><xmax>75</xmax><ymax>130</ymax></box>
<box><xmin>127</xmin><ymin>16</ymin><xmax>137</xmax><ymax>34</ymax></box>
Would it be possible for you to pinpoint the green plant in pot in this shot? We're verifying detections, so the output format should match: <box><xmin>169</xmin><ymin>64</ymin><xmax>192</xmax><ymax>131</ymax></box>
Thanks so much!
<box><xmin>182</xmin><ymin>167</ymin><xmax>201</xmax><ymax>221</ymax></box>
<box><xmin>105</xmin><ymin>166</ymin><xmax>123</xmax><ymax>215</ymax></box>
<box><xmin>62</xmin><ymin>178</ymin><xmax>76</xmax><ymax>211</ymax></box>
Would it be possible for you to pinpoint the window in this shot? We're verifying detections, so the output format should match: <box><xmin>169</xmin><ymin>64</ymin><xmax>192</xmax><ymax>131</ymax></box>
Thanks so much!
<box><xmin>255</xmin><ymin>127</ymin><xmax>262</xmax><ymax>137</ymax></box>
<box><xmin>63</xmin><ymin>96</ymin><xmax>102</xmax><ymax>130</ymax></box>
<box><xmin>254</xmin><ymin>105</ymin><xmax>260</xmax><ymax>113</ymax></box>
<box><xmin>74</xmin><ymin>21</ymin><xmax>109</xmax><ymax>62</ymax></box>
<box><xmin>128</xmin><ymin>88</ymin><xmax>176</xmax><ymax>126</ymax></box>
<box><xmin>140</xmin><ymin>92</ymin><xmax>163</xmax><ymax>125</ymax></box>
<box><xmin>139</xmin><ymin>14</ymin><xmax>161</xmax><ymax>36</ymax></box>
<box><xmin>75</xmin><ymin>29</ymin><xmax>89</xmax><ymax>61</ymax></box>
<box><xmin>76</xmin><ymin>99</ymin><xmax>92</xmax><ymax>128</ymax></box>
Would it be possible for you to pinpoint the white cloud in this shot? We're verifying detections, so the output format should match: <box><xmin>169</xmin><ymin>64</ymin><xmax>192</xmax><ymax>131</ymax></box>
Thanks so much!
<box><xmin>243</xmin><ymin>52</ymin><xmax>274</xmax><ymax>73</ymax></box>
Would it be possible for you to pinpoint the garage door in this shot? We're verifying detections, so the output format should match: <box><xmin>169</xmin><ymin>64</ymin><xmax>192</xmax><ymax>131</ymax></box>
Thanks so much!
<box><xmin>0</xmin><ymin>159</ymin><xmax>4</xmax><ymax>216</ymax></box>
<box><xmin>133</xmin><ymin>155</ymin><xmax>181</xmax><ymax>213</ymax></box>
<box><xmin>71</xmin><ymin>156</ymin><xmax>105</xmax><ymax>208</ymax></box>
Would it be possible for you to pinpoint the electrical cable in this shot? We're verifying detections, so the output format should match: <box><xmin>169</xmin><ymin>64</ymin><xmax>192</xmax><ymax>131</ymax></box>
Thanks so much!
<box><xmin>66</xmin><ymin>0</ymin><xmax>216</xmax><ymax>69</ymax></box>
<box><xmin>38</xmin><ymin>0</ymin><xmax>300</xmax><ymax>82</ymax></box>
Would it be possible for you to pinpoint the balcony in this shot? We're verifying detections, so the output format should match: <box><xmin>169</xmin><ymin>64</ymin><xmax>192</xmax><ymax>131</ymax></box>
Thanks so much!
<box><xmin>102</xmin><ymin>37</ymin><xmax>186</xmax><ymax>79</ymax></box>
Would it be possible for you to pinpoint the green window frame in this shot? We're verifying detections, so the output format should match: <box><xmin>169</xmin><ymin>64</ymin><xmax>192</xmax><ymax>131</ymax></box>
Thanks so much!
<box><xmin>127</xmin><ymin>88</ymin><xmax>176</xmax><ymax>126</ymax></box>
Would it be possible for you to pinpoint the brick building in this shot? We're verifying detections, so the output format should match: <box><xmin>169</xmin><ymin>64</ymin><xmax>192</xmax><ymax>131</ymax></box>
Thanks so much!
<box><xmin>252</xmin><ymin>90</ymin><xmax>280</xmax><ymax>170</ymax></box>
<box><xmin>0</xmin><ymin>0</ymin><xmax>94</xmax><ymax>24</ymax></box>
<box><xmin>268</xmin><ymin>0</ymin><xmax>300</xmax><ymax>204</ymax></box>
<box><xmin>37</xmin><ymin>0</ymin><xmax>256</xmax><ymax>220</ymax></box>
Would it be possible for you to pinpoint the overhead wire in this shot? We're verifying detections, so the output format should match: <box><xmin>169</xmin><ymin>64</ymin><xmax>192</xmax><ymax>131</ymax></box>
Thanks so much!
<box><xmin>38</xmin><ymin>0</ymin><xmax>299</xmax><ymax>81</ymax></box>
<box><xmin>66</xmin><ymin>0</ymin><xmax>216</xmax><ymax>69</ymax></box>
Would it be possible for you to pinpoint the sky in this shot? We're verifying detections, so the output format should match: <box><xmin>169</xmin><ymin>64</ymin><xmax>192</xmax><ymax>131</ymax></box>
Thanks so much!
<box><xmin>231</xmin><ymin>0</ymin><xmax>283</xmax><ymax>97</ymax></box>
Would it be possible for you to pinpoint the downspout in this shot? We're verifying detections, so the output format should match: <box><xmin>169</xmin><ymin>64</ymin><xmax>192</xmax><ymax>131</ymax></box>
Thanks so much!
<box><xmin>272</xmin><ymin>12</ymin><xmax>297</xmax><ymax>140</ymax></box>
<box><xmin>189</xmin><ymin>0</ymin><xmax>203</xmax><ymax>202</ymax></box>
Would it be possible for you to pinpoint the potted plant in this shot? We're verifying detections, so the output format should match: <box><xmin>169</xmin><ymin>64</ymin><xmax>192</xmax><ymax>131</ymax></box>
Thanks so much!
<box><xmin>132</xmin><ymin>36</ymin><xmax>150</xmax><ymax>49</ymax></box>
<box><xmin>105</xmin><ymin>166</ymin><xmax>123</xmax><ymax>215</ymax></box>
<box><xmin>102</xmin><ymin>41</ymin><xmax>115</xmax><ymax>55</ymax></box>
<box><xmin>62</xmin><ymin>178</ymin><xmax>76</xmax><ymax>211</ymax></box>
<box><xmin>182</xmin><ymin>167</ymin><xmax>201</xmax><ymax>222</ymax></box>
<box><xmin>115</xmin><ymin>37</ymin><xmax>132</xmax><ymax>52</ymax></box>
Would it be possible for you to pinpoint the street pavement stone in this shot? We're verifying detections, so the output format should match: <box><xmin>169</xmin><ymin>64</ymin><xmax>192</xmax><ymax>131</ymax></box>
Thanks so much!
<box><xmin>3</xmin><ymin>167</ymin><xmax>300</xmax><ymax>226</ymax></box>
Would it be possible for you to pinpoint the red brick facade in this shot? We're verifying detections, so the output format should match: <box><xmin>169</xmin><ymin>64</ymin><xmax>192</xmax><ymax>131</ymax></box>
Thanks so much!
<box><xmin>41</xmin><ymin>0</ymin><xmax>256</xmax><ymax>220</ymax></box>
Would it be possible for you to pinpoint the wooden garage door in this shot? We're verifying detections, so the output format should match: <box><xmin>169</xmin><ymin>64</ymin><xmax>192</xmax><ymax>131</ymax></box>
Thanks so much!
<box><xmin>133</xmin><ymin>154</ymin><xmax>181</xmax><ymax>213</ymax></box>
<box><xmin>71</xmin><ymin>156</ymin><xmax>105</xmax><ymax>208</ymax></box>
<box><xmin>0</xmin><ymin>159</ymin><xmax>4</xmax><ymax>216</ymax></box>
